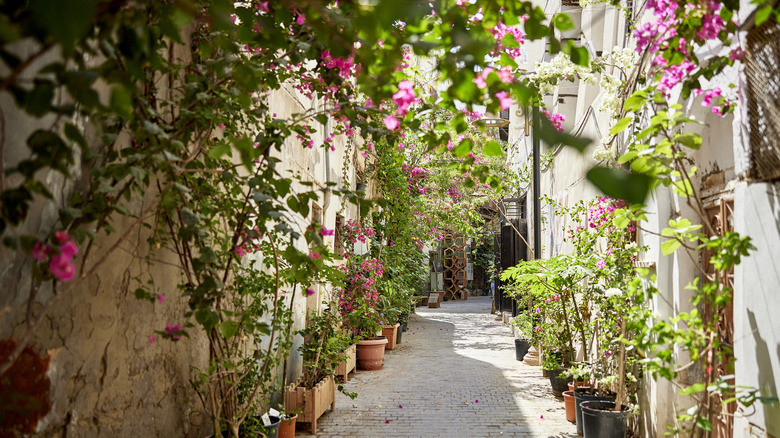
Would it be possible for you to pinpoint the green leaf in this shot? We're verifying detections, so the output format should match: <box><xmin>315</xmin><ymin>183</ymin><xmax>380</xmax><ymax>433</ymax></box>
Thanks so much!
<box><xmin>110</xmin><ymin>86</ymin><xmax>133</xmax><ymax>119</ymax></box>
<box><xmin>680</xmin><ymin>382</ymin><xmax>706</xmax><ymax>395</ymax></box>
<box><xmin>218</xmin><ymin>320</ymin><xmax>240</xmax><ymax>339</ymax></box>
<box><xmin>453</xmin><ymin>138</ymin><xmax>473</xmax><ymax>158</ymax></box>
<box><xmin>755</xmin><ymin>5</ymin><xmax>773</xmax><ymax>26</ymax></box>
<box><xmin>624</xmin><ymin>93</ymin><xmax>648</xmax><ymax>112</ymax></box>
<box><xmin>661</xmin><ymin>238</ymin><xmax>682</xmax><ymax>256</ymax></box>
<box><xmin>610</xmin><ymin>116</ymin><xmax>633</xmax><ymax>136</ymax></box>
<box><xmin>676</xmin><ymin>133</ymin><xmax>702</xmax><ymax>149</ymax></box>
<box><xmin>483</xmin><ymin>141</ymin><xmax>504</xmax><ymax>157</ymax></box>
<box><xmin>29</xmin><ymin>0</ymin><xmax>99</xmax><ymax>52</ymax></box>
<box><xmin>552</xmin><ymin>13</ymin><xmax>576</xmax><ymax>31</ymax></box>
<box><xmin>586</xmin><ymin>166</ymin><xmax>653</xmax><ymax>204</ymax></box>
<box><xmin>180</xmin><ymin>208</ymin><xmax>199</xmax><ymax>226</ymax></box>
<box><xmin>568</xmin><ymin>45</ymin><xmax>590</xmax><ymax>67</ymax></box>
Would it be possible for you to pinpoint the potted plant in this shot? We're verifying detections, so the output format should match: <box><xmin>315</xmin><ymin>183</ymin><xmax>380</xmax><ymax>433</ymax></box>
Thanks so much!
<box><xmin>510</xmin><ymin>312</ymin><xmax>533</xmax><ymax>361</ymax></box>
<box><xmin>285</xmin><ymin>304</ymin><xmax>350</xmax><ymax>434</ymax></box>
<box><xmin>337</xmin><ymin>254</ymin><xmax>389</xmax><ymax>370</ymax></box>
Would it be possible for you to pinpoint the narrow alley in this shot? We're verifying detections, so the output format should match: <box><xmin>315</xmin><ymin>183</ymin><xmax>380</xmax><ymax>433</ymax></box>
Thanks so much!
<box><xmin>303</xmin><ymin>297</ymin><xmax>577</xmax><ymax>438</ymax></box>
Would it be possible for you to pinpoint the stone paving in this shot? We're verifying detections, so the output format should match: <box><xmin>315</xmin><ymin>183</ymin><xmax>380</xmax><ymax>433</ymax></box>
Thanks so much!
<box><xmin>299</xmin><ymin>296</ymin><xmax>578</xmax><ymax>438</ymax></box>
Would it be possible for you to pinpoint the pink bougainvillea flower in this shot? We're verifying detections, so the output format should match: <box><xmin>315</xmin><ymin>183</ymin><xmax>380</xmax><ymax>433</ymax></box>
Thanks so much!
<box><xmin>31</xmin><ymin>241</ymin><xmax>49</xmax><ymax>261</ymax></box>
<box><xmin>384</xmin><ymin>115</ymin><xmax>400</xmax><ymax>130</ymax></box>
<box><xmin>49</xmin><ymin>254</ymin><xmax>76</xmax><ymax>282</ymax></box>
<box><xmin>306</xmin><ymin>288</ymin><xmax>315</xmax><ymax>296</ymax></box>
<box><xmin>495</xmin><ymin>91</ymin><xmax>513</xmax><ymax>110</ymax></box>
<box><xmin>54</xmin><ymin>230</ymin><xmax>69</xmax><ymax>243</ymax></box>
<box><xmin>148</xmin><ymin>335</ymin><xmax>156</xmax><ymax>344</ymax></box>
<box><xmin>475</xmin><ymin>399</ymin><xmax>479</xmax><ymax>403</ymax></box>
<box><xmin>165</xmin><ymin>323</ymin><xmax>182</xmax><ymax>340</ymax></box>
<box><xmin>392</xmin><ymin>80</ymin><xmax>417</xmax><ymax>116</ymax></box>
<box><xmin>59</xmin><ymin>240</ymin><xmax>79</xmax><ymax>258</ymax></box>
<box><xmin>309</xmin><ymin>252</ymin><xmax>322</xmax><ymax>259</ymax></box>
<box><xmin>384</xmin><ymin>420</ymin><xmax>390</xmax><ymax>424</ymax></box>
<box><xmin>398</xmin><ymin>405</ymin><xmax>403</xmax><ymax>409</ymax></box>
<box><xmin>157</xmin><ymin>294</ymin><xmax>165</xmax><ymax>303</ymax></box>
<box><xmin>596</xmin><ymin>259</ymin><xmax>607</xmax><ymax>269</ymax></box>
<box><xmin>540</xmin><ymin>415</ymin><xmax>544</xmax><ymax>419</ymax></box>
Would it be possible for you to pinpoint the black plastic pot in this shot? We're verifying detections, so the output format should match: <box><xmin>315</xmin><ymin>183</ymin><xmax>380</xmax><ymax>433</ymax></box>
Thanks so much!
<box><xmin>581</xmin><ymin>401</ymin><xmax>628</xmax><ymax>438</ymax></box>
<box><xmin>514</xmin><ymin>339</ymin><xmax>531</xmax><ymax>361</ymax></box>
<box><xmin>548</xmin><ymin>367</ymin><xmax>573</xmax><ymax>397</ymax></box>
<box><xmin>574</xmin><ymin>388</ymin><xmax>616</xmax><ymax>436</ymax></box>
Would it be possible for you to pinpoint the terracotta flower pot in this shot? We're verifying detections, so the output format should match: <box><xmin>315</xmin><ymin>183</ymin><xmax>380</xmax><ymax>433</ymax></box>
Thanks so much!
<box><xmin>568</xmin><ymin>381</ymin><xmax>589</xmax><ymax>392</ymax></box>
<box><xmin>278</xmin><ymin>414</ymin><xmax>297</xmax><ymax>438</ymax></box>
<box><xmin>562</xmin><ymin>390</ymin><xmax>576</xmax><ymax>423</ymax></box>
<box><xmin>381</xmin><ymin>323</ymin><xmax>400</xmax><ymax>350</ymax></box>
<box><xmin>356</xmin><ymin>336</ymin><xmax>388</xmax><ymax>370</ymax></box>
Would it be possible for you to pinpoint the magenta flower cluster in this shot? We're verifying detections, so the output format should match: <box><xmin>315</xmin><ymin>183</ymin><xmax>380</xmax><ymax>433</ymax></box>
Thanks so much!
<box><xmin>541</xmin><ymin>110</ymin><xmax>565</xmax><ymax>132</ymax></box>
<box><xmin>490</xmin><ymin>22</ymin><xmax>526</xmax><ymax>58</ymax></box>
<box><xmin>337</xmin><ymin>257</ymin><xmax>385</xmax><ymax>335</ymax></box>
<box><xmin>340</xmin><ymin>219</ymin><xmax>377</xmax><ymax>247</ymax></box>
<box><xmin>588</xmin><ymin>196</ymin><xmax>628</xmax><ymax>231</ymax></box>
<box><xmin>31</xmin><ymin>231</ymin><xmax>79</xmax><ymax>282</ymax></box>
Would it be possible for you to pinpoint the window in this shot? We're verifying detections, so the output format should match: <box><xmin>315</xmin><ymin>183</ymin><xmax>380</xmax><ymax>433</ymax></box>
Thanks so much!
<box><xmin>499</xmin><ymin>108</ymin><xmax>510</xmax><ymax>142</ymax></box>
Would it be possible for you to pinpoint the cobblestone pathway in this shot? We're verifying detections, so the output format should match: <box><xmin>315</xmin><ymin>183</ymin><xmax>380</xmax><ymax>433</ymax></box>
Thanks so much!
<box><xmin>300</xmin><ymin>296</ymin><xmax>578</xmax><ymax>438</ymax></box>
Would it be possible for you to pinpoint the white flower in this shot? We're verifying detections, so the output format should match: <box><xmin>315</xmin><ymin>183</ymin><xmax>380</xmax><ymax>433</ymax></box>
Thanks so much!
<box><xmin>605</xmin><ymin>287</ymin><xmax>622</xmax><ymax>298</ymax></box>
<box><xmin>592</xmin><ymin>145</ymin><xmax>613</xmax><ymax>161</ymax></box>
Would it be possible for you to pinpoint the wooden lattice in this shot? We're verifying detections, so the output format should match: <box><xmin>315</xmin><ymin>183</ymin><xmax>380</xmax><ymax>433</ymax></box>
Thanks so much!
<box><xmin>443</xmin><ymin>231</ymin><xmax>467</xmax><ymax>300</ymax></box>
<box><xmin>746</xmin><ymin>19</ymin><xmax>780</xmax><ymax>182</ymax></box>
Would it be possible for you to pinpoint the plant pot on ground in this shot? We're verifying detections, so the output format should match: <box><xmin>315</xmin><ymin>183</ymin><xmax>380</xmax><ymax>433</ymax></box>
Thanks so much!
<box><xmin>381</xmin><ymin>323</ymin><xmax>400</xmax><ymax>350</ymax></box>
<box><xmin>356</xmin><ymin>336</ymin><xmax>388</xmax><ymax>370</ymax></box>
<box><xmin>277</xmin><ymin>414</ymin><xmax>297</xmax><ymax>438</ymax></box>
<box><xmin>335</xmin><ymin>344</ymin><xmax>357</xmax><ymax>383</ymax></box>
<box><xmin>562</xmin><ymin>390</ymin><xmax>576</xmax><ymax>423</ymax></box>
<box><xmin>548</xmin><ymin>367</ymin><xmax>573</xmax><ymax>397</ymax></box>
<box><xmin>580</xmin><ymin>400</ymin><xmax>629</xmax><ymax>438</ymax></box>
<box><xmin>574</xmin><ymin>388</ymin><xmax>616</xmax><ymax>436</ymax></box>
<box><xmin>514</xmin><ymin>338</ymin><xmax>531</xmax><ymax>361</ymax></box>
<box><xmin>284</xmin><ymin>375</ymin><xmax>336</xmax><ymax>434</ymax></box>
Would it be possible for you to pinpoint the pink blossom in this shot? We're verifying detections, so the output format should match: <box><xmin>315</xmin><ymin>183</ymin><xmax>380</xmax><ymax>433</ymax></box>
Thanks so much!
<box><xmin>321</xmin><ymin>227</ymin><xmax>335</xmax><ymax>236</ymax></box>
<box><xmin>165</xmin><ymin>323</ymin><xmax>182</xmax><ymax>340</ymax></box>
<box><xmin>306</xmin><ymin>288</ymin><xmax>315</xmax><ymax>296</ymax></box>
<box><xmin>49</xmin><ymin>254</ymin><xmax>76</xmax><ymax>282</ymax></box>
<box><xmin>55</xmin><ymin>231</ymin><xmax>69</xmax><ymax>243</ymax></box>
<box><xmin>309</xmin><ymin>252</ymin><xmax>322</xmax><ymax>260</ymax></box>
<box><xmin>32</xmin><ymin>242</ymin><xmax>49</xmax><ymax>261</ymax></box>
<box><xmin>596</xmin><ymin>259</ymin><xmax>607</xmax><ymax>269</ymax></box>
<box><xmin>498</xmin><ymin>66</ymin><xmax>514</xmax><ymax>83</ymax></box>
<box><xmin>495</xmin><ymin>91</ymin><xmax>513</xmax><ymax>110</ymax></box>
<box><xmin>392</xmin><ymin>80</ymin><xmax>416</xmax><ymax>116</ymax></box>
<box><xmin>148</xmin><ymin>335</ymin><xmax>156</xmax><ymax>344</ymax></box>
<box><xmin>384</xmin><ymin>115</ymin><xmax>400</xmax><ymax>130</ymax></box>
<box><xmin>157</xmin><ymin>294</ymin><xmax>165</xmax><ymax>303</ymax></box>
<box><xmin>473</xmin><ymin>67</ymin><xmax>493</xmax><ymax>89</ymax></box>
<box><xmin>59</xmin><ymin>240</ymin><xmax>79</xmax><ymax>258</ymax></box>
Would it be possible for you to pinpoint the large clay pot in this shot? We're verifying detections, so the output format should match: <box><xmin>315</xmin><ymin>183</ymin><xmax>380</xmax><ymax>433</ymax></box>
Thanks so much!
<box><xmin>581</xmin><ymin>401</ymin><xmax>629</xmax><ymax>438</ymax></box>
<box><xmin>356</xmin><ymin>336</ymin><xmax>388</xmax><ymax>370</ymax></box>
<box><xmin>278</xmin><ymin>414</ymin><xmax>297</xmax><ymax>438</ymax></box>
<box><xmin>548</xmin><ymin>367</ymin><xmax>573</xmax><ymax>397</ymax></box>
<box><xmin>563</xmin><ymin>390</ymin><xmax>576</xmax><ymax>423</ymax></box>
<box><xmin>574</xmin><ymin>388</ymin><xmax>616</xmax><ymax>436</ymax></box>
<box><xmin>382</xmin><ymin>323</ymin><xmax>400</xmax><ymax>350</ymax></box>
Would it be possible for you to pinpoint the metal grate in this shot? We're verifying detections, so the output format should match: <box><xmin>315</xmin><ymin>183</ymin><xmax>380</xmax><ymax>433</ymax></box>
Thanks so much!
<box><xmin>745</xmin><ymin>19</ymin><xmax>780</xmax><ymax>182</ymax></box>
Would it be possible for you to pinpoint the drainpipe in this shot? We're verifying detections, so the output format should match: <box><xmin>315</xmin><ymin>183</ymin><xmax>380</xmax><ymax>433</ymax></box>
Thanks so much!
<box><xmin>532</xmin><ymin>107</ymin><xmax>542</xmax><ymax>261</ymax></box>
